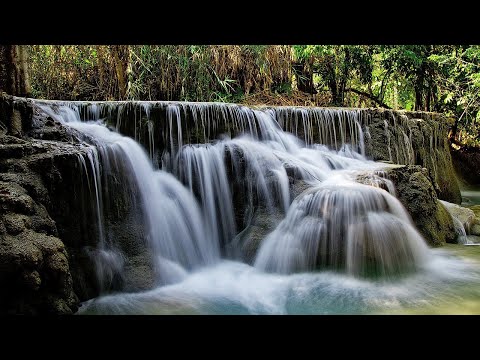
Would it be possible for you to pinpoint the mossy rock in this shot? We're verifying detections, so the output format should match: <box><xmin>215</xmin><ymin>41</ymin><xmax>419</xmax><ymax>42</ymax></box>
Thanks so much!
<box><xmin>386</xmin><ymin>165</ymin><xmax>456</xmax><ymax>246</ymax></box>
<box><xmin>471</xmin><ymin>224</ymin><xmax>480</xmax><ymax>236</ymax></box>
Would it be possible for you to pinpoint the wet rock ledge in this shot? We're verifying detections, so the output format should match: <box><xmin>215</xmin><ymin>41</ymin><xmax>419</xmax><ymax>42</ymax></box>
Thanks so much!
<box><xmin>0</xmin><ymin>95</ymin><xmax>91</xmax><ymax>314</ymax></box>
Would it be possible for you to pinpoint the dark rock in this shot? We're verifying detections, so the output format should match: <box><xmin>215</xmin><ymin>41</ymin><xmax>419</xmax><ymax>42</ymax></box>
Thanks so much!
<box><xmin>29</xmin><ymin>206</ymin><xmax>58</xmax><ymax>236</ymax></box>
<box><xmin>21</xmin><ymin>270</ymin><xmax>41</xmax><ymax>291</ymax></box>
<box><xmin>3</xmin><ymin>213</ymin><xmax>30</xmax><ymax>234</ymax></box>
<box><xmin>465</xmin><ymin>235</ymin><xmax>480</xmax><ymax>244</ymax></box>
<box><xmin>0</xmin><ymin>182</ymin><xmax>36</xmax><ymax>214</ymax></box>
<box><xmin>237</xmin><ymin>206</ymin><xmax>284</xmax><ymax>264</ymax></box>
<box><xmin>290</xmin><ymin>179</ymin><xmax>312</xmax><ymax>199</ymax></box>
<box><xmin>385</xmin><ymin>165</ymin><xmax>456</xmax><ymax>246</ymax></box>
<box><xmin>0</xmin><ymin>101</ymin><xmax>87</xmax><ymax>313</ymax></box>
<box><xmin>0</xmin><ymin>228</ymin><xmax>78</xmax><ymax>314</ymax></box>
<box><xmin>0</xmin><ymin>144</ymin><xmax>25</xmax><ymax>158</ymax></box>
<box><xmin>0</xmin><ymin>233</ymin><xmax>44</xmax><ymax>269</ymax></box>
<box><xmin>122</xmin><ymin>253</ymin><xmax>155</xmax><ymax>292</ymax></box>
<box><xmin>471</xmin><ymin>224</ymin><xmax>480</xmax><ymax>236</ymax></box>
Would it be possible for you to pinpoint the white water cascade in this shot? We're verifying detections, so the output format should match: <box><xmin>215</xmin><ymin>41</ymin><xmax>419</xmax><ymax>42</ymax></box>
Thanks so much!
<box><xmin>37</xmin><ymin>104</ymin><xmax>220</xmax><ymax>289</ymax></box>
<box><xmin>27</xmin><ymin>99</ymin><xmax>480</xmax><ymax>315</ymax></box>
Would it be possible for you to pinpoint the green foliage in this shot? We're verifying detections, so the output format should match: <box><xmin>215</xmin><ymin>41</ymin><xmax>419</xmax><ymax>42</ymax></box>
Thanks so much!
<box><xmin>428</xmin><ymin>46</ymin><xmax>480</xmax><ymax>145</ymax></box>
<box><xmin>28</xmin><ymin>45</ymin><xmax>292</xmax><ymax>103</ymax></box>
<box><xmin>292</xmin><ymin>45</ymin><xmax>375</xmax><ymax>106</ymax></box>
<box><xmin>26</xmin><ymin>45</ymin><xmax>480</xmax><ymax>146</ymax></box>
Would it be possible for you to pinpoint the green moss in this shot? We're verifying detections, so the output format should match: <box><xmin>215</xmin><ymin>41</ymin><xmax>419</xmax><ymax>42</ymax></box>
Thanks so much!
<box><xmin>387</xmin><ymin>166</ymin><xmax>456</xmax><ymax>246</ymax></box>
<box><xmin>436</xmin><ymin>201</ymin><xmax>457</xmax><ymax>244</ymax></box>
<box><xmin>414</xmin><ymin>201</ymin><xmax>455</xmax><ymax>247</ymax></box>
<box><xmin>469</xmin><ymin>205</ymin><xmax>480</xmax><ymax>218</ymax></box>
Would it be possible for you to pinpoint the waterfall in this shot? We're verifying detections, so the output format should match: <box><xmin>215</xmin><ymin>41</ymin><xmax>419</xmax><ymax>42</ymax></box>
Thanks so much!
<box><xmin>254</xmin><ymin>176</ymin><xmax>429</xmax><ymax>277</ymax></box>
<box><xmin>173</xmin><ymin>142</ymin><xmax>237</xmax><ymax>252</ymax></box>
<box><xmin>32</xmin><ymin>99</ymin><xmax>437</xmax><ymax>294</ymax></box>
<box><xmin>37</xmin><ymin>103</ymin><xmax>220</xmax><ymax>290</ymax></box>
<box><xmin>439</xmin><ymin>200</ymin><xmax>474</xmax><ymax>245</ymax></box>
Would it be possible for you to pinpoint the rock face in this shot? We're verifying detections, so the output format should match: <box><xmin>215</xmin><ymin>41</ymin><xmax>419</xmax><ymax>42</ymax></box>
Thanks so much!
<box><xmin>0</xmin><ymin>140</ymin><xmax>82</xmax><ymax>314</ymax></box>
<box><xmin>468</xmin><ymin>206</ymin><xmax>480</xmax><ymax>237</ymax></box>
<box><xmin>0</xmin><ymin>92</ymin><xmax>33</xmax><ymax>137</ymax></box>
<box><xmin>363</xmin><ymin>110</ymin><xmax>461</xmax><ymax>204</ymax></box>
<box><xmin>1</xmin><ymin>95</ymin><xmax>157</xmax><ymax>314</ymax></box>
<box><xmin>0</xmin><ymin>97</ymin><xmax>96</xmax><ymax>314</ymax></box>
<box><xmin>384</xmin><ymin>165</ymin><xmax>456</xmax><ymax>246</ymax></box>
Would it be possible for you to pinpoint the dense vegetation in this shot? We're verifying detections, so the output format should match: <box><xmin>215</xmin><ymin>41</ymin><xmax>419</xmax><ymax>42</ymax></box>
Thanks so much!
<box><xmin>20</xmin><ymin>45</ymin><xmax>480</xmax><ymax>146</ymax></box>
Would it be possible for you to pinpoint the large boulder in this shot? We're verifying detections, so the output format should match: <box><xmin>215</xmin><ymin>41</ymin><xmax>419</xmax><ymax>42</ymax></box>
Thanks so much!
<box><xmin>0</xmin><ymin>180</ymin><xmax>78</xmax><ymax>314</ymax></box>
<box><xmin>384</xmin><ymin>165</ymin><xmax>457</xmax><ymax>246</ymax></box>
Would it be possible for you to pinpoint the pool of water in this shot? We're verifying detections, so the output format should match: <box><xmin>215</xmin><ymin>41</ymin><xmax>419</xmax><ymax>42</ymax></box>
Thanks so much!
<box><xmin>78</xmin><ymin>245</ymin><xmax>480</xmax><ymax>315</ymax></box>
<box><xmin>461</xmin><ymin>185</ymin><xmax>480</xmax><ymax>207</ymax></box>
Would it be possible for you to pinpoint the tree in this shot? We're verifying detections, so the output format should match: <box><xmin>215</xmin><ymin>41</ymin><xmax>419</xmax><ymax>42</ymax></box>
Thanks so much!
<box><xmin>0</xmin><ymin>45</ymin><xmax>31</xmax><ymax>97</ymax></box>
<box><xmin>0</xmin><ymin>45</ymin><xmax>32</xmax><ymax>136</ymax></box>
<box><xmin>292</xmin><ymin>45</ymin><xmax>379</xmax><ymax>106</ymax></box>
<box><xmin>378</xmin><ymin>45</ymin><xmax>440</xmax><ymax>111</ymax></box>
<box><xmin>429</xmin><ymin>45</ymin><xmax>480</xmax><ymax>144</ymax></box>
<box><xmin>109</xmin><ymin>45</ymin><xmax>131</xmax><ymax>100</ymax></box>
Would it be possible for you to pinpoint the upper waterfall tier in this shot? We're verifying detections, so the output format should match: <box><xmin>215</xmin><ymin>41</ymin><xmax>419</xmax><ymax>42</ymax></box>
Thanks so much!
<box><xmin>24</xmin><ymin>98</ymin><xmax>460</xmax><ymax>203</ymax></box>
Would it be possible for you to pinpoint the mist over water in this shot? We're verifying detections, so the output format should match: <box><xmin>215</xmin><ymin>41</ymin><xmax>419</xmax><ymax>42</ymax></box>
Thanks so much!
<box><xmin>34</xmin><ymin>100</ymin><xmax>480</xmax><ymax>314</ymax></box>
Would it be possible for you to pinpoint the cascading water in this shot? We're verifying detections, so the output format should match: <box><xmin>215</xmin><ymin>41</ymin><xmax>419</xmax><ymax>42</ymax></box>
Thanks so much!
<box><xmin>173</xmin><ymin>142</ymin><xmax>237</xmax><ymax>252</ymax></box>
<box><xmin>38</xmin><ymin>103</ymin><xmax>220</xmax><ymax>289</ymax></box>
<box><xmin>254</xmin><ymin>176</ymin><xmax>429</xmax><ymax>277</ymax></box>
<box><xmin>28</xmin><ymin>98</ymin><xmax>480</xmax><ymax>314</ymax></box>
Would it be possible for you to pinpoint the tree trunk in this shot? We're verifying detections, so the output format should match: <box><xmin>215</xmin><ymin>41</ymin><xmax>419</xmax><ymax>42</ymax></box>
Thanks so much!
<box><xmin>338</xmin><ymin>47</ymin><xmax>350</xmax><ymax>106</ymax></box>
<box><xmin>126</xmin><ymin>46</ymin><xmax>133</xmax><ymax>98</ymax></box>
<box><xmin>414</xmin><ymin>85</ymin><xmax>424</xmax><ymax>111</ymax></box>
<box><xmin>393</xmin><ymin>83</ymin><xmax>398</xmax><ymax>110</ymax></box>
<box><xmin>110</xmin><ymin>45</ymin><xmax>130</xmax><ymax>100</ymax></box>
<box><xmin>0</xmin><ymin>45</ymin><xmax>31</xmax><ymax>137</ymax></box>
<box><xmin>293</xmin><ymin>59</ymin><xmax>316</xmax><ymax>94</ymax></box>
<box><xmin>17</xmin><ymin>46</ymin><xmax>31</xmax><ymax>97</ymax></box>
<box><xmin>425</xmin><ymin>88</ymin><xmax>431</xmax><ymax>112</ymax></box>
<box><xmin>449</xmin><ymin>120</ymin><xmax>458</xmax><ymax>143</ymax></box>
<box><xmin>344</xmin><ymin>88</ymin><xmax>391</xmax><ymax>108</ymax></box>
<box><xmin>0</xmin><ymin>45</ymin><xmax>32</xmax><ymax>137</ymax></box>
<box><xmin>326</xmin><ymin>62</ymin><xmax>338</xmax><ymax>106</ymax></box>
<box><xmin>0</xmin><ymin>45</ymin><xmax>31</xmax><ymax>97</ymax></box>
<box><xmin>96</xmin><ymin>46</ymin><xmax>106</xmax><ymax>92</ymax></box>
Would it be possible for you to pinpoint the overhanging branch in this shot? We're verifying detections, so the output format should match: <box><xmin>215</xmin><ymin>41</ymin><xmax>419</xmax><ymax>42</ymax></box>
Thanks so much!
<box><xmin>345</xmin><ymin>88</ymin><xmax>391</xmax><ymax>109</ymax></box>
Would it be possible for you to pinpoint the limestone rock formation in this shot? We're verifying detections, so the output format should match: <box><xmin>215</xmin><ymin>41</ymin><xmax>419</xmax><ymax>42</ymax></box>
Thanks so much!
<box><xmin>0</xmin><ymin>94</ymin><xmax>466</xmax><ymax>314</ymax></box>
<box><xmin>363</xmin><ymin>110</ymin><xmax>461</xmax><ymax>204</ymax></box>
<box><xmin>0</xmin><ymin>176</ymin><xmax>78</xmax><ymax>314</ymax></box>
<box><xmin>384</xmin><ymin>165</ymin><xmax>457</xmax><ymax>246</ymax></box>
